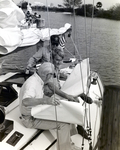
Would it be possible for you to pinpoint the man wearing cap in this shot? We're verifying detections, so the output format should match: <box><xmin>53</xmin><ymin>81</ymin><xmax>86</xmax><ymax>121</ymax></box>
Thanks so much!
<box><xmin>19</xmin><ymin>62</ymin><xmax>80</xmax><ymax>150</ymax></box>
<box><xmin>59</xmin><ymin>24</ymin><xmax>72</xmax><ymax>49</ymax></box>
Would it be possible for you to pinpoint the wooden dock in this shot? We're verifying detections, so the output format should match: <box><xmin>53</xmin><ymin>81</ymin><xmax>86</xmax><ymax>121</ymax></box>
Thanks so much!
<box><xmin>98</xmin><ymin>85</ymin><xmax>120</xmax><ymax>150</ymax></box>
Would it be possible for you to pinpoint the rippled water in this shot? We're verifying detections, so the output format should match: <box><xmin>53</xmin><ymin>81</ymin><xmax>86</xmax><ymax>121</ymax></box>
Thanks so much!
<box><xmin>0</xmin><ymin>12</ymin><xmax>120</xmax><ymax>86</ymax></box>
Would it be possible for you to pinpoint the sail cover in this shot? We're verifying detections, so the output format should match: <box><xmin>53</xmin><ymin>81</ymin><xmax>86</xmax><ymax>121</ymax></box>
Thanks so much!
<box><xmin>0</xmin><ymin>0</ymin><xmax>72</xmax><ymax>55</ymax></box>
<box><xmin>0</xmin><ymin>0</ymin><xmax>25</xmax><ymax>55</ymax></box>
<box><xmin>31</xmin><ymin>59</ymin><xmax>90</xmax><ymax>125</ymax></box>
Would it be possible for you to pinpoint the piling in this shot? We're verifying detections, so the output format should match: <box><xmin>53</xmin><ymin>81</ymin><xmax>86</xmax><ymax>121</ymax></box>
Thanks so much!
<box><xmin>98</xmin><ymin>85</ymin><xmax>120</xmax><ymax>150</ymax></box>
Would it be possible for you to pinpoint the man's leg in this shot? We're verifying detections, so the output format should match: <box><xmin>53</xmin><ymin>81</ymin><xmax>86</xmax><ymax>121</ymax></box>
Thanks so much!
<box><xmin>25</xmin><ymin>118</ymin><xmax>72</xmax><ymax>150</ymax></box>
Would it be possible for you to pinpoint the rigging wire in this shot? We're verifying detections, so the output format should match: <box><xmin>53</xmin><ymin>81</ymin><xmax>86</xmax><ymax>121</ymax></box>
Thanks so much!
<box><xmin>72</xmin><ymin>4</ymin><xmax>93</xmax><ymax>148</ymax></box>
<box><xmin>83</xmin><ymin>0</ymin><xmax>88</xmax><ymax>57</ymax></box>
<box><xmin>72</xmin><ymin>0</ymin><xmax>82</xmax><ymax>61</ymax></box>
<box><xmin>65</xmin><ymin>2</ymin><xmax>87</xmax><ymax>149</ymax></box>
<box><xmin>70</xmin><ymin>35</ymin><xmax>82</xmax><ymax>60</ymax></box>
<box><xmin>81</xmin><ymin>106</ymin><xmax>86</xmax><ymax>150</ymax></box>
<box><xmin>64</xmin><ymin>47</ymin><xmax>75</xmax><ymax>58</ymax></box>
<box><xmin>73</xmin><ymin>0</ymin><xmax>76</xmax><ymax>56</ymax></box>
<box><xmin>88</xmin><ymin>0</ymin><xmax>96</xmax><ymax>149</ymax></box>
<box><xmin>78</xmin><ymin>1</ymin><xmax>90</xmax><ymax>149</ymax></box>
<box><xmin>67</xmin><ymin>1</ymin><xmax>87</xmax><ymax>148</ymax></box>
<box><xmin>70</xmin><ymin>1</ymin><xmax>91</xmax><ymax>149</ymax></box>
<box><xmin>87</xmin><ymin>2</ymin><xmax>104</xmax><ymax>149</ymax></box>
<box><xmin>89</xmin><ymin>0</ymin><xmax>95</xmax><ymax>57</ymax></box>
<box><xmin>82</xmin><ymin>0</ymin><xmax>99</xmax><ymax>149</ymax></box>
<box><xmin>65</xmin><ymin>0</ymin><xmax>102</xmax><ymax>149</ymax></box>
<box><xmin>45</xmin><ymin>1</ymin><xmax>60</xmax><ymax>149</ymax></box>
<box><xmin>64</xmin><ymin>1</ymin><xmax>88</xmax><ymax>149</ymax></box>
<box><xmin>86</xmin><ymin>1</ymin><xmax>103</xmax><ymax>149</ymax></box>
<box><xmin>45</xmin><ymin>1</ymin><xmax>101</xmax><ymax>149</ymax></box>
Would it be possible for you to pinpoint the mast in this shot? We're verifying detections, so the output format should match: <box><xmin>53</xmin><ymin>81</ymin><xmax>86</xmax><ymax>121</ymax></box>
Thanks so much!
<box><xmin>73</xmin><ymin>0</ymin><xmax>76</xmax><ymax>56</ymax></box>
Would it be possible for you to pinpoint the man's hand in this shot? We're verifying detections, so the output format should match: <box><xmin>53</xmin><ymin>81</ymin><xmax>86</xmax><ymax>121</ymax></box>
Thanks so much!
<box><xmin>67</xmin><ymin>95</ymin><xmax>79</xmax><ymax>103</ymax></box>
<box><xmin>74</xmin><ymin>97</ymin><xmax>80</xmax><ymax>103</ymax></box>
<box><xmin>46</xmin><ymin>96</ymin><xmax>60</xmax><ymax>106</ymax></box>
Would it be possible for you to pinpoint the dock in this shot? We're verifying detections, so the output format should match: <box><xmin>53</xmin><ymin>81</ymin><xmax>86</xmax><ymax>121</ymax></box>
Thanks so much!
<box><xmin>98</xmin><ymin>85</ymin><xmax>120</xmax><ymax>150</ymax></box>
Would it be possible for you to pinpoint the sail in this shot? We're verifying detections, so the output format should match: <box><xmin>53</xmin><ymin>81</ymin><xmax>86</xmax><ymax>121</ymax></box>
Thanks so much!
<box><xmin>31</xmin><ymin>99</ymin><xmax>84</xmax><ymax>126</ymax></box>
<box><xmin>61</xmin><ymin>58</ymin><xmax>90</xmax><ymax>96</ymax></box>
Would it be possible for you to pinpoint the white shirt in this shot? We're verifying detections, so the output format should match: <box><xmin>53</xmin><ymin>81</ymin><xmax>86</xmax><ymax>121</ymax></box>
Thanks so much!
<box><xmin>19</xmin><ymin>73</ymin><xmax>44</xmax><ymax>116</ymax></box>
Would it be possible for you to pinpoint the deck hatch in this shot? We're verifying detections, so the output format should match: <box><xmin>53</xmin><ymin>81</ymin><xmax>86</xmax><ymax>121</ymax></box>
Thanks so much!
<box><xmin>6</xmin><ymin>131</ymin><xmax>23</xmax><ymax>146</ymax></box>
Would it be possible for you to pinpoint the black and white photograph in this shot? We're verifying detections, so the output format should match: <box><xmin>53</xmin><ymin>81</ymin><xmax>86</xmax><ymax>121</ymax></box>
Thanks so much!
<box><xmin>0</xmin><ymin>0</ymin><xmax>120</xmax><ymax>149</ymax></box>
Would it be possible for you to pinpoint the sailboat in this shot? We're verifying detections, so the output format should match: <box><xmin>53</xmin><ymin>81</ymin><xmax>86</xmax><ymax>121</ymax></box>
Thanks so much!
<box><xmin>0</xmin><ymin>0</ymin><xmax>104</xmax><ymax>150</ymax></box>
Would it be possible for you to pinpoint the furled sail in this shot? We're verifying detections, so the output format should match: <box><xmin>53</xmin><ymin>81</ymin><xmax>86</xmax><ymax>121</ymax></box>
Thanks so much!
<box><xmin>0</xmin><ymin>0</ymin><xmax>72</xmax><ymax>55</ymax></box>
<box><xmin>0</xmin><ymin>0</ymin><xmax>25</xmax><ymax>54</ymax></box>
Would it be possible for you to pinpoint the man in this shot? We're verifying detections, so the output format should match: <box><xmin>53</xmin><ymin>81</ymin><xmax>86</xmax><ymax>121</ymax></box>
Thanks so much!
<box><xmin>25</xmin><ymin>35</ymin><xmax>60</xmax><ymax>74</ymax></box>
<box><xmin>59</xmin><ymin>24</ymin><xmax>72</xmax><ymax>49</ymax></box>
<box><xmin>19</xmin><ymin>62</ymin><xmax>80</xmax><ymax>150</ymax></box>
<box><xmin>27</xmin><ymin>3</ymin><xmax>32</xmax><ymax>15</ymax></box>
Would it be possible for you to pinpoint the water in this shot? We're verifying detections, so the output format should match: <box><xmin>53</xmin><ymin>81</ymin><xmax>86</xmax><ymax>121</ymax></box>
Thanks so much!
<box><xmin>0</xmin><ymin>11</ymin><xmax>120</xmax><ymax>86</ymax></box>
